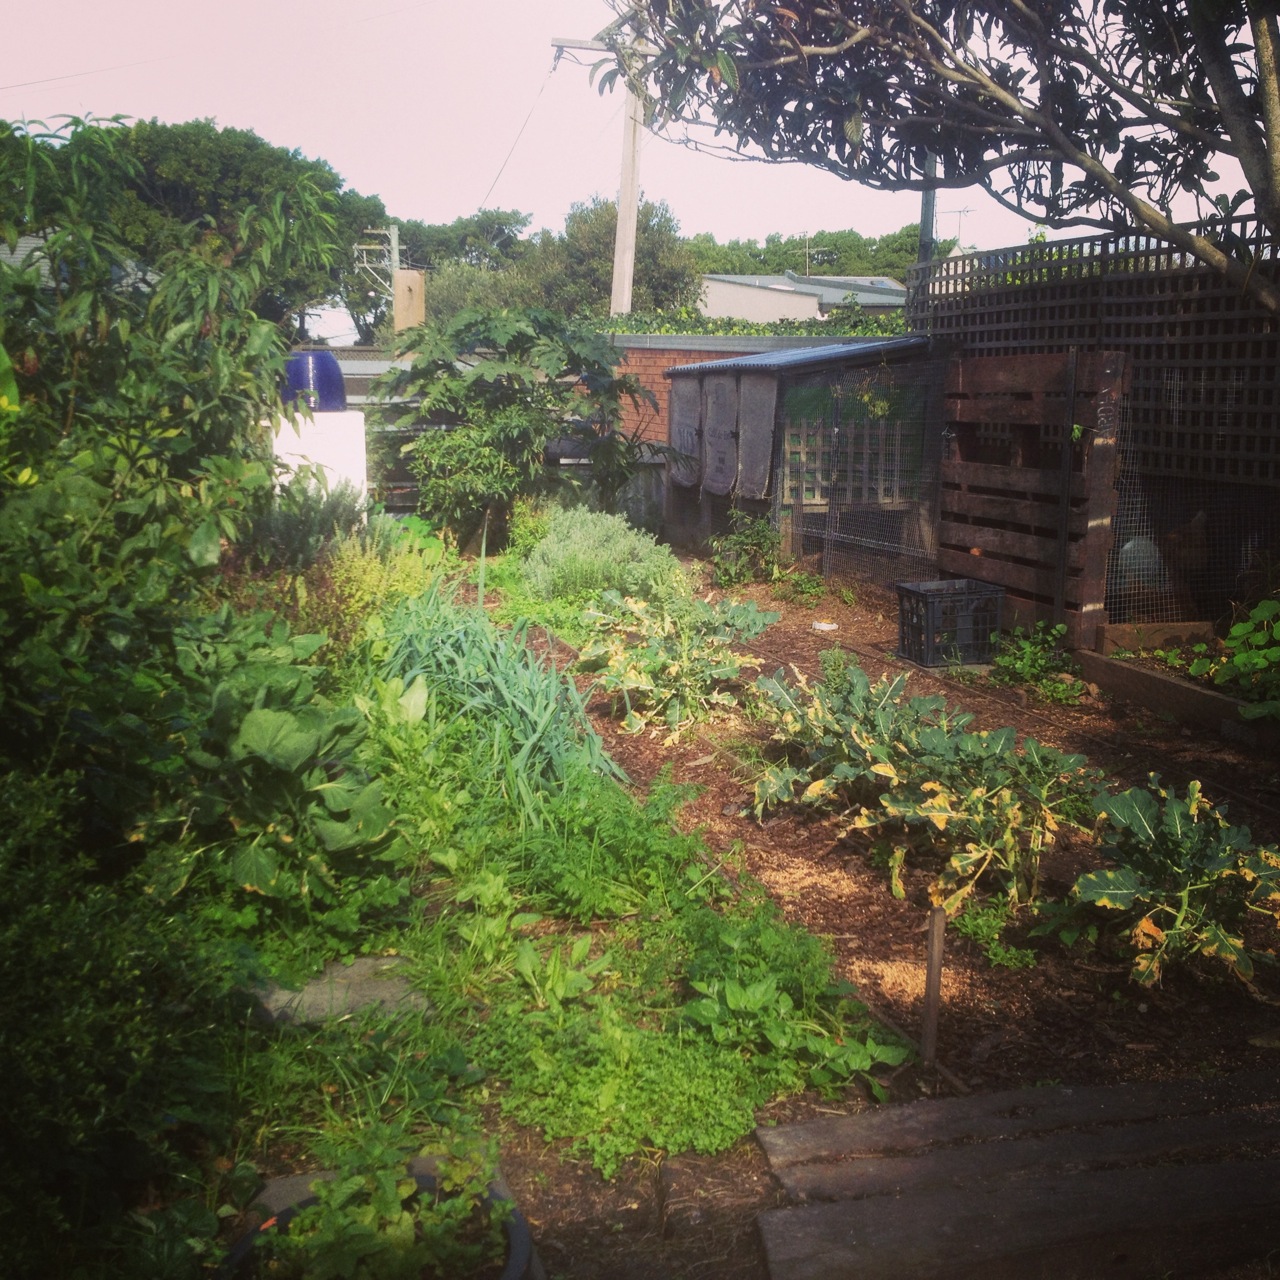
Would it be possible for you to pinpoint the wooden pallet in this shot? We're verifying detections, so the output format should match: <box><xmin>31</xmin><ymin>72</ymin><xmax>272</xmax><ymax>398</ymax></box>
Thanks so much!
<box><xmin>938</xmin><ymin>350</ymin><xmax>1127</xmax><ymax>648</ymax></box>
<box><xmin>756</xmin><ymin>1073</ymin><xmax>1280</xmax><ymax>1280</ymax></box>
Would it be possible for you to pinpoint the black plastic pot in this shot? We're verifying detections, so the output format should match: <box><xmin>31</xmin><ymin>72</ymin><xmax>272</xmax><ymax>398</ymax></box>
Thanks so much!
<box><xmin>220</xmin><ymin>1169</ymin><xmax>536</xmax><ymax>1280</ymax></box>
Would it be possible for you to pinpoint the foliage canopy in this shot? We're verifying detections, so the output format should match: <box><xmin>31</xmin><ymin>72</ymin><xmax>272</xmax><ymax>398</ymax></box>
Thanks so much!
<box><xmin>601</xmin><ymin>0</ymin><xmax>1280</xmax><ymax>313</ymax></box>
<box><xmin>61</xmin><ymin>117</ymin><xmax>384</xmax><ymax>334</ymax></box>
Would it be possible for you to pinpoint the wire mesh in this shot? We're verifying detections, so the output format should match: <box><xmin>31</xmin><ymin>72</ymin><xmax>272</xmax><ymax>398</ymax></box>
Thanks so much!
<box><xmin>910</xmin><ymin>221</ymin><xmax>1280</xmax><ymax>625</ymax></box>
<box><xmin>774</xmin><ymin>359</ymin><xmax>945</xmax><ymax>586</ymax></box>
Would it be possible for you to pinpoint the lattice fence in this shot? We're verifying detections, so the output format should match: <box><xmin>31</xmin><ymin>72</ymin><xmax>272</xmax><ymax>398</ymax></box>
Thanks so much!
<box><xmin>909</xmin><ymin>221</ymin><xmax>1280</xmax><ymax>625</ymax></box>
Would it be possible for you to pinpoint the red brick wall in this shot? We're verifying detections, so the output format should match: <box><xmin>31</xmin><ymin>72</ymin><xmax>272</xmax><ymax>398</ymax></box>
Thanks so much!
<box><xmin>614</xmin><ymin>346</ymin><xmax>751</xmax><ymax>444</ymax></box>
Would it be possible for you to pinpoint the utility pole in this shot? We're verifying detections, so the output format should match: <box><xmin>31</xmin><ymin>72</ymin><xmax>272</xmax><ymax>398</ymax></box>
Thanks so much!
<box><xmin>612</xmin><ymin>89</ymin><xmax>643</xmax><ymax>314</ymax></box>
<box><xmin>552</xmin><ymin>34</ymin><xmax>643</xmax><ymax>316</ymax></box>
<box><xmin>917</xmin><ymin>152</ymin><xmax>938</xmax><ymax>266</ymax></box>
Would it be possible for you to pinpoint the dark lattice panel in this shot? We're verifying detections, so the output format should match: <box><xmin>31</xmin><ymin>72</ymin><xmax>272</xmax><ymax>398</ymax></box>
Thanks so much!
<box><xmin>908</xmin><ymin>221</ymin><xmax>1280</xmax><ymax>623</ymax></box>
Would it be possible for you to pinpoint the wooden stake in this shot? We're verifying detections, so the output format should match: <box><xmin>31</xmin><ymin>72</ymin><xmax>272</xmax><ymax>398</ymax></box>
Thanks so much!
<box><xmin>921</xmin><ymin>906</ymin><xmax>946</xmax><ymax>1066</ymax></box>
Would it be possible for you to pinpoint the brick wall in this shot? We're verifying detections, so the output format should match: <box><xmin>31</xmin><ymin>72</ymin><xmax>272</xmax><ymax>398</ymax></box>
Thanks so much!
<box><xmin>611</xmin><ymin>335</ymin><xmax>858</xmax><ymax>445</ymax></box>
<box><xmin>613</xmin><ymin>344</ymin><xmax>732</xmax><ymax>444</ymax></box>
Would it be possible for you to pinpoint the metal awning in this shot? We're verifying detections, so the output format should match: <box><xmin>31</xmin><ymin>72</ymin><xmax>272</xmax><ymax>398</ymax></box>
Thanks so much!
<box><xmin>665</xmin><ymin>335</ymin><xmax>931</xmax><ymax>378</ymax></box>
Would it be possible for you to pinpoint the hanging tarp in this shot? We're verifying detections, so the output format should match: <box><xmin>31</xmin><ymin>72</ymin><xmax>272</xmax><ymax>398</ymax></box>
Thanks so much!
<box><xmin>702</xmin><ymin>374</ymin><xmax>739</xmax><ymax>496</ymax></box>
<box><xmin>668</xmin><ymin>375</ymin><xmax>702</xmax><ymax>487</ymax></box>
<box><xmin>736</xmin><ymin>373</ymin><xmax>777</xmax><ymax>499</ymax></box>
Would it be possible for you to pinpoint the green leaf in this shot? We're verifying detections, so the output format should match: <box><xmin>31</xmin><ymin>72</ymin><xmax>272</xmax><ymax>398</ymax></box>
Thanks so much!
<box><xmin>232</xmin><ymin>842</ymin><xmax>281</xmax><ymax>895</ymax></box>
<box><xmin>398</xmin><ymin>675</ymin><xmax>429</xmax><ymax>725</ymax></box>
<box><xmin>1074</xmin><ymin>866</ymin><xmax>1147</xmax><ymax>910</ymax></box>
<box><xmin>188</xmin><ymin>519</ymin><xmax>222</xmax><ymax>567</ymax></box>
<box><xmin>230</xmin><ymin>708</ymin><xmax>321</xmax><ymax>772</ymax></box>
<box><xmin>1099</xmin><ymin>787</ymin><xmax>1160</xmax><ymax>841</ymax></box>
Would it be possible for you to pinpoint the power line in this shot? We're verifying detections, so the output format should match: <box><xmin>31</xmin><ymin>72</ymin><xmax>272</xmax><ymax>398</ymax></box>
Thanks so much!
<box><xmin>0</xmin><ymin>57</ymin><xmax>172</xmax><ymax>94</ymax></box>
<box><xmin>479</xmin><ymin>60</ymin><xmax>556</xmax><ymax>210</ymax></box>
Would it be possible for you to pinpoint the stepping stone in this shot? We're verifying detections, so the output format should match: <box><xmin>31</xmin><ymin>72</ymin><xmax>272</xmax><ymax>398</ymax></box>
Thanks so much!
<box><xmin>254</xmin><ymin>955</ymin><xmax>431</xmax><ymax>1025</ymax></box>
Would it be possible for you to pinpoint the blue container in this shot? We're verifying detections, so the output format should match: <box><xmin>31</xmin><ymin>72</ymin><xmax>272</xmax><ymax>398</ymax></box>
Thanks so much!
<box><xmin>284</xmin><ymin>350</ymin><xmax>347</xmax><ymax>412</ymax></box>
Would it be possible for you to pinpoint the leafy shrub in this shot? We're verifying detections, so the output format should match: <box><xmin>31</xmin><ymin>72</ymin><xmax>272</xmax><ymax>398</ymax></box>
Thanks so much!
<box><xmin>369</xmin><ymin>309</ymin><xmax>647</xmax><ymax>547</ymax></box>
<box><xmin>472</xmin><ymin>894</ymin><xmax>907</xmax><ymax>1178</ymax></box>
<box><xmin>1074</xmin><ymin>777</ymin><xmax>1280</xmax><ymax>984</ymax></box>
<box><xmin>139</xmin><ymin>607</ymin><xmax>409</xmax><ymax>961</ymax></box>
<box><xmin>604</xmin><ymin>306</ymin><xmax>906</xmax><ymax>339</ymax></box>
<box><xmin>505</xmin><ymin>495</ymin><xmax>554</xmax><ymax>560</ymax></box>
<box><xmin>989</xmin><ymin>622</ymin><xmax>1082</xmax><ymax>703</ymax></box>
<box><xmin>240</xmin><ymin>473</ymin><xmax>368</xmax><ymax>574</ymax></box>
<box><xmin>259</xmin><ymin>1124</ymin><xmax>504</xmax><ymax>1280</ymax></box>
<box><xmin>0</xmin><ymin>772</ymin><xmax>246</xmax><ymax>1275</ymax></box>
<box><xmin>953</xmin><ymin>898</ymin><xmax>1037</xmax><ymax>968</ymax></box>
<box><xmin>755</xmin><ymin>651</ymin><xmax>1099</xmax><ymax>908</ymax></box>
<box><xmin>520</xmin><ymin>506</ymin><xmax>687</xmax><ymax>604</ymax></box>
<box><xmin>709</xmin><ymin>509</ymin><xmax>785</xmax><ymax>586</ymax></box>
<box><xmin>217</xmin><ymin>517</ymin><xmax>447</xmax><ymax>662</ymax></box>
<box><xmin>511</xmin><ymin>765</ymin><xmax>705</xmax><ymax>920</ymax></box>
<box><xmin>578</xmin><ymin>590</ymin><xmax>778</xmax><ymax>735</ymax></box>
<box><xmin>1189</xmin><ymin>596</ymin><xmax>1280</xmax><ymax>719</ymax></box>
<box><xmin>773</xmin><ymin>569</ymin><xmax>826</xmax><ymax>607</ymax></box>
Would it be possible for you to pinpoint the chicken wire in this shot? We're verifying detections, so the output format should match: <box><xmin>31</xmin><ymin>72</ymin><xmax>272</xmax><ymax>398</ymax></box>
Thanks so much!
<box><xmin>774</xmin><ymin>358</ymin><xmax>946</xmax><ymax>587</ymax></box>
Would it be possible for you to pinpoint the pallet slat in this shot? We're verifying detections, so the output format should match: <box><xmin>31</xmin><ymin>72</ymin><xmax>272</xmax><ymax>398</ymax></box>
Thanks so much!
<box><xmin>758</xmin><ymin>1158</ymin><xmax>1280</xmax><ymax>1280</ymax></box>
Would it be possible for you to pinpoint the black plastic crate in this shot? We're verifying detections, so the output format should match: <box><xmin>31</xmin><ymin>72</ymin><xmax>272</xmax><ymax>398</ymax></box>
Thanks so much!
<box><xmin>896</xmin><ymin>579</ymin><xmax>1004</xmax><ymax>667</ymax></box>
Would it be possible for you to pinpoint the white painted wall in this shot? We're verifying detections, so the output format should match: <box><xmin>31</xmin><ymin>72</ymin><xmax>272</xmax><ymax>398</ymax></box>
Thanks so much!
<box><xmin>700</xmin><ymin>278</ymin><xmax>824</xmax><ymax>323</ymax></box>
<box><xmin>273</xmin><ymin>409</ymin><xmax>368</xmax><ymax>500</ymax></box>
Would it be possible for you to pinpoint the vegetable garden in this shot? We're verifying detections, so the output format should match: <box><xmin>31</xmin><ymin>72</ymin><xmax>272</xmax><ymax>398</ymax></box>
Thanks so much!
<box><xmin>4</xmin><ymin>118</ymin><xmax>1280</xmax><ymax>1280</ymax></box>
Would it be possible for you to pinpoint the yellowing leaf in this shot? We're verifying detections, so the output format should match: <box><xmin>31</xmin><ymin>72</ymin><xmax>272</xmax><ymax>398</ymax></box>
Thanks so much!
<box><xmin>1132</xmin><ymin>916</ymin><xmax>1165</xmax><ymax>947</ymax></box>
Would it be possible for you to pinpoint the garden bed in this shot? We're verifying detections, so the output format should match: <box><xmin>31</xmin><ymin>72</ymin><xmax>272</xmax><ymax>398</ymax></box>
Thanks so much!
<box><xmin>489</xmin><ymin>576</ymin><xmax>1280</xmax><ymax>1280</ymax></box>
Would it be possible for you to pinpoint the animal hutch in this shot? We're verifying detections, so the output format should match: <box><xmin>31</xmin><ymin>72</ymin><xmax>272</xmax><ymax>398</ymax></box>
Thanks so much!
<box><xmin>665</xmin><ymin>220</ymin><xmax>1280</xmax><ymax>650</ymax></box>
<box><xmin>665</xmin><ymin>335</ymin><xmax>950</xmax><ymax>587</ymax></box>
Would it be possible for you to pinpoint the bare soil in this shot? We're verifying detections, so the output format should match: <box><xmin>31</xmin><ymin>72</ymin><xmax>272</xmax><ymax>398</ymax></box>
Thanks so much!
<box><xmin>500</xmin><ymin>573</ymin><xmax>1280</xmax><ymax>1280</ymax></box>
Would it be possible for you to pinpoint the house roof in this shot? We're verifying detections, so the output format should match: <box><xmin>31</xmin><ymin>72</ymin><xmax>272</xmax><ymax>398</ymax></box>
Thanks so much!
<box><xmin>702</xmin><ymin>270</ymin><xmax>908</xmax><ymax>310</ymax></box>
<box><xmin>665</xmin><ymin>335</ymin><xmax>930</xmax><ymax>378</ymax></box>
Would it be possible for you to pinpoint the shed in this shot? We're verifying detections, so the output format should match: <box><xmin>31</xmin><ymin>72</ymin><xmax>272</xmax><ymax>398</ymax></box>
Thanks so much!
<box><xmin>665</xmin><ymin>335</ymin><xmax>947</xmax><ymax>586</ymax></box>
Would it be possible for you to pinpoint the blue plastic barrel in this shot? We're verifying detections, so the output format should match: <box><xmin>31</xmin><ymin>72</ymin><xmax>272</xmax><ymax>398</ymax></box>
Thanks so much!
<box><xmin>284</xmin><ymin>350</ymin><xmax>347</xmax><ymax>412</ymax></box>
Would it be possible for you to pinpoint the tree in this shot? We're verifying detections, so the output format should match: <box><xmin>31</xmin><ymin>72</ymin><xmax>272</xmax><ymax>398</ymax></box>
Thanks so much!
<box><xmin>684</xmin><ymin>223</ymin><xmax>953</xmax><ymax>279</ymax></box>
<box><xmin>369</xmin><ymin>309</ymin><xmax>649</xmax><ymax>546</ymax></box>
<box><xmin>67</xmin><ymin>117</ymin><xmax>386</xmax><ymax>333</ymax></box>
<box><xmin>0</xmin><ymin>117</ymin><xmax>331</xmax><ymax>819</ymax></box>
<box><xmin>397</xmin><ymin>208</ymin><xmax>533</xmax><ymax>271</ymax></box>
<box><xmin>600</xmin><ymin>1</ymin><xmax>1280</xmax><ymax>313</ymax></box>
<box><xmin>515</xmin><ymin>196</ymin><xmax>701</xmax><ymax>317</ymax></box>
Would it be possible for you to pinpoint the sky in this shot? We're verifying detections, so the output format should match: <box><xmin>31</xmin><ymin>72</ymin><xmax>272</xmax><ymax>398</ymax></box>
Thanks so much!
<box><xmin>3</xmin><ymin>0</ymin><xmax>1040</xmax><ymax>255</ymax></box>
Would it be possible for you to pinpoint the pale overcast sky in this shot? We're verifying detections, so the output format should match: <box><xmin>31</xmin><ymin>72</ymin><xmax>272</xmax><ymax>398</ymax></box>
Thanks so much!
<box><xmin>5</xmin><ymin>0</ymin><xmax>1043</xmax><ymax>253</ymax></box>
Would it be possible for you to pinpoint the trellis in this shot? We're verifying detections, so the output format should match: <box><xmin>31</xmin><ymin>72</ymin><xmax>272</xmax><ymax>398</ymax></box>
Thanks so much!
<box><xmin>909</xmin><ymin>221</ymin><xmax>1280</xmax><ymax>627</ymax></box>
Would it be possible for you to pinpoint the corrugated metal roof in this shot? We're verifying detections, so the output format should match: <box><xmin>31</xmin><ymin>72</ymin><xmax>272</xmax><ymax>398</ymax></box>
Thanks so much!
<box><xmin>701</xmin><ymin>271</ymin><xmax>908</xmax><ymax>310</ymax></box>
<box><xmin>665</xmin><ymin>335</ymin><xmax>931</xmax><ymax>377</ymax></box>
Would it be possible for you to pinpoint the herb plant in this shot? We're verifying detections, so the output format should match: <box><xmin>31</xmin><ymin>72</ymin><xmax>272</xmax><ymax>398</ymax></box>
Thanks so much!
<box><xmin>519</xmin><ymin>506</ymin><xmax>688</xmax><ymax>605</ymax></box>
<box><xmin>1189</xmin><ymin>596</ymin><xmax>1280</xmax><ymax>719</ymax></box>
<box><xmin>952</xmin><ymin>898</ymin><xmax>1037</xmax><ymax>968</ymax></box>
<box><xmin>755</xmin><ymin>650</ymin><xmax>1099</xmax><ymax>909</ymax></box>
<box><xmin>709</xmin><ymin>509</ymin><xmax>785</xmax><ymax>586</ymax></box>
<box><xmin>578</xmin><ymin>590</ymin><xmax>778</xmax><ymax>736</ymax></box>
<box><xmin>989</xmin><ymin>622</ymin><xmax>1082</xmax><ymax>703</ymax></box>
